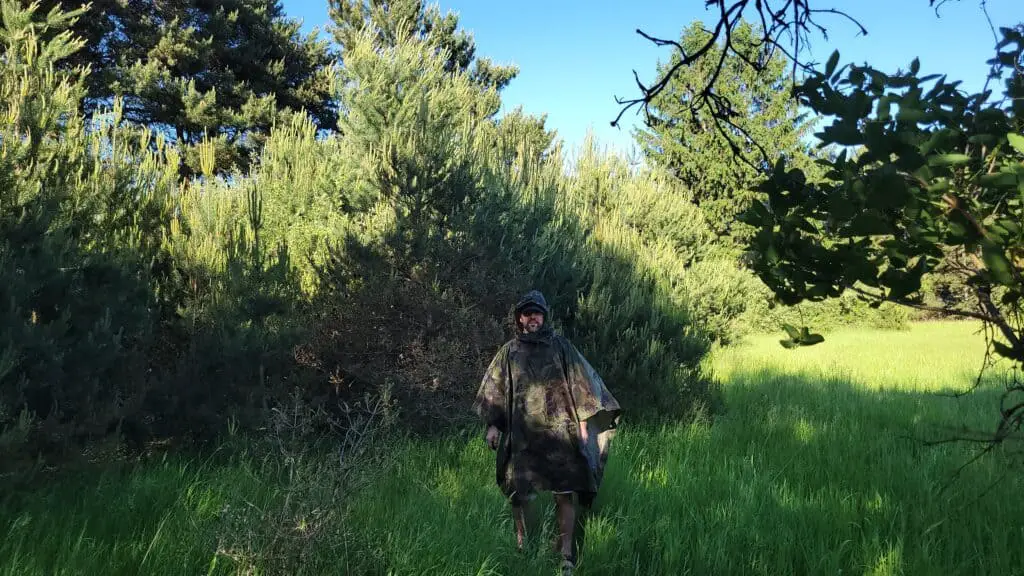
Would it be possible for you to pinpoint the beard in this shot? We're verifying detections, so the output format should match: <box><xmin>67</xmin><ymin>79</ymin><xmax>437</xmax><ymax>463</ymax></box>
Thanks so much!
<box><xmin>520</xmin><ymin>315</ymin><xmax>544</xmax><ymax>332</ymax></box>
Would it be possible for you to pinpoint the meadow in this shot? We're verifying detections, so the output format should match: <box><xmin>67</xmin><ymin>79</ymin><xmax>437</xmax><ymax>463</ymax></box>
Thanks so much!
<box><xmin>2</xmin><ymin>320</ymin><xmax>1022</xmax><ymax>576</ymax></box>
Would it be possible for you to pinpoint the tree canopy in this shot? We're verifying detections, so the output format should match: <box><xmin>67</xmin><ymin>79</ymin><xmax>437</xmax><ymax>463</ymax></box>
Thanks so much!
<box><xmin>22</xmin><ymin>0</ymin><xmax>339</xmax><ymax>175</ymax></box>
<box><xmin>328</xmin><ymin>0</ymin><xmax>518</xmax><ymax>98</ymax></box>
<box><xmin>634</xmin><ymin>19</ymin><xmax>816</xmax><ymax>244</ymax></box>
<box><xmin>620</xmin><ymin>1</ymin><xmax>1024</xmax><ymax>440</ymax></box>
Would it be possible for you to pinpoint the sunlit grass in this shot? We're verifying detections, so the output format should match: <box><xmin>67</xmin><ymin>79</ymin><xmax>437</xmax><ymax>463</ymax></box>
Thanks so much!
<box><xmin>2</xmin><ymin>321</ymin><xmax>1022</xmax><ymax>575</ymax></box>
<box><xmin>0</xmin><ymin>454</ymin><xmax>265</xmax><ymax>575</ymax></box>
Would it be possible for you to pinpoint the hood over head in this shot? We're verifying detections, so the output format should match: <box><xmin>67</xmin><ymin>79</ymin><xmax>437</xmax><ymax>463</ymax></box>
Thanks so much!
<box><xmin>514</xmin><ymin>290</ymin><xmax>550</xmax><ymax>319</ymax></box>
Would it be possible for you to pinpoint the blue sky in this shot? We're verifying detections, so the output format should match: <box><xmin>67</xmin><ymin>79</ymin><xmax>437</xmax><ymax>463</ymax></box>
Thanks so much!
<box><xmin>281</xmin><ymin>0</ymin><xmax>1020</xmax><ymax>156</ymax></box>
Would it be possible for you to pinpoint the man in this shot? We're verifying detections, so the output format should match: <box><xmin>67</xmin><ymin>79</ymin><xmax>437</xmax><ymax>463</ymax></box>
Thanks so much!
<box><xmin>474</xmin><ymin>290</ymin><xmax>621</xmax><ymax>574</ymax></box>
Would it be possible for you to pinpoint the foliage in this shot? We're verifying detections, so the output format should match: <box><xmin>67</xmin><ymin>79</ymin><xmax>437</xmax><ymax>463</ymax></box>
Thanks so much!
<box><xmin>156</xmin><ymin>173</ymin><xmax>309</xmax><ymax>442</ymax></box>
<box><xmin>0</xmin><ymin>0</ymin><xmax>178</xmax><ymax>458</ymax></box>
<box><xmin>4</xmin><ymin>323</ymin><xmax>1022</xmax><ymax>575</ymax></box>
<box><xmin>0</xmin><ymin>0</ymin><xmax>320</xmax><ymax>460</ymax></box>
<box><xmin>24</xmin><ymin>0</ymin><xmax>339</xmax><ymax>175</ymax></box>
<box><xmin>329</xmin><ymin>0</ymin><xmax>517</xmax><ymax>100</ymax></box>
<box><xmin>0</xmin><ymin>0</ymin><xmax>742</xmax><ymax>461</ymax></box>
<box><xmin>334</xmin><ymin>24</ymin><xmax>498</xmax><ymax>257</ymax></box>
<box><xmin>635</xmin><ymin>19</ymin><xmax>818</xmax><ymax>245</ymax></box>
<box><xmin>296</xmin><ymin>35</ymin><xmax>719</xmax><ymax>427</ymax></box>
<box><xmin>489</xmin><ymin>105</ymin><xmax>559</xmax><ymax>166</ymax></box>
<box><xmin>741</xmin><ymin>26</ymin><xmax>1024</xmax><ymax>433</ymax></box>
<box><xmin>628</xmin><ymin>16</ymin><xmax>904</xmax><ymax>337</ymax></box>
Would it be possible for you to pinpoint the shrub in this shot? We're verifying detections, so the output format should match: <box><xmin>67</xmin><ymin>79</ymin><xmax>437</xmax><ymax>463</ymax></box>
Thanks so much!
<box><xmin>0</xmin><ymin>2</ymin><xmax>177</xmax><ymax>462</ymax></box>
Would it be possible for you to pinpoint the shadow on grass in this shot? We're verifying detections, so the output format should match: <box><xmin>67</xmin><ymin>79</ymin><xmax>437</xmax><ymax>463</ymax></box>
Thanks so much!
<box><xmin>2</xmin><ymin>364</ymin><xmax>1022</xmax><ymax>575</ymax></box>
<box><xmin>333</xmin><ymin>367</ymin><xmax>1024</xmax><ymax>576</ymax></box>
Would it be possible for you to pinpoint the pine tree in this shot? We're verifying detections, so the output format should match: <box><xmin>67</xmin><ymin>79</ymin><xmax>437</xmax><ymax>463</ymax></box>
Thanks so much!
<box><xmin>329</xmin><ymin>0</ymin><xmax>518</xmax><ymax>107</ymax></box>
<box><xmin>22</xmin><ymin>0</ymin><xmax>339</xmax><ymax>175</ymax></box>
<box><xmin>335</xmin><ymin>24</ymin><xmax>501</xmax><ymax>255</ymax></box>
<box><xmin>0</xmin><ymin>0</ymin><xmax>179</xmax><ymax>455</ymax></box>
<box><xmin>634</xmin><ymin>19</ymin><xmax>817</xmax><ymax>246</ymax></box>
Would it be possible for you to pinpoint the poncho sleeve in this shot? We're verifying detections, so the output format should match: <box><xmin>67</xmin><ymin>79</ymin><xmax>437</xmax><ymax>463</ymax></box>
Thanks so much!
<box><xmin>474</xmin><ymin>343</ymin><xmax>511</xmax><ymax>432</ymax></box>
<box><xmin>561</xmin><ymin>338</ymin><xmax>621</xmax><ymax>433</ymax></box>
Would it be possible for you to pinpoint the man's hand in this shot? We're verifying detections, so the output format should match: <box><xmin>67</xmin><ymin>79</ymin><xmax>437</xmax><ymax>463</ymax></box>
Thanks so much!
<box><xmin>579</xmin><ymin>420</ymin><xmax>589</xmax><ymax>444</ymax></box>
<box><xmin>485</xmin><ymin>425</ymin><xmax>500</xmax><ymax>450</ymax></box>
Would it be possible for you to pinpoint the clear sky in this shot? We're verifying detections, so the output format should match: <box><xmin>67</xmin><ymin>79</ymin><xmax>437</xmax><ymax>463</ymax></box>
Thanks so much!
<box><xmin>280</xmin><ymin>0</ymin><xmax>1021</xmax><ymax>156</ymax></box>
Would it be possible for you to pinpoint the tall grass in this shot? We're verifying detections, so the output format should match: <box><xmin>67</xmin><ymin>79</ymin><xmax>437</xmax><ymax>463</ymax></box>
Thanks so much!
<box><xmin>3</xmin><ymin>321</ymin><xmax>1021</xmax><ymax>575</ymax></box>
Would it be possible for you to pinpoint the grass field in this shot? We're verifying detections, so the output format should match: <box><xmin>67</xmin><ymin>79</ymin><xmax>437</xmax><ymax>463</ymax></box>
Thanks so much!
<box><xmin>2</xmin><ymin>321</ymin><xmax>1022</xmax><ymax>575</ymax></box>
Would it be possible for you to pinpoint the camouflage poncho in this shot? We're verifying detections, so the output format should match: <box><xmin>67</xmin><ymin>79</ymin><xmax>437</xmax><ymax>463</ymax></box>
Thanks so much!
<box><xmin>474</xmin><ymin>291</ymin><xmax>621</xmax><ymax>506</ymax></box>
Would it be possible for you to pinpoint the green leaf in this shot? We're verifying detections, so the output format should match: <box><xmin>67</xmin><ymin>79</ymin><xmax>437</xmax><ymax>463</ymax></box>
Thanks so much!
<box><xmin>825</xmin><ymin>50</ymin><xmax>840</xmax><ymax>78</ymax></box>
<box><xmin>782</xmin><ymin>323</ymin><xmax>801</xmax><ymax>341</ymax></box>
<box><xmin>847</xmin><ymin>254</ymin><xmax>880</xmax><ymax>285</ymax></box>
<box><xmin>797</xmin><ymin>326</ymin><xmax>825</xmax><ymax>345</ymax></box>
<box><xmin>998</xmin><ymin>218</ymin><xmax>1021</xmax><ymax>236</ymax></box>
<box><xmin>1001</xmin><ymin>290</ymin><xmax>1022</xmax><ymax>305</ymax></box>
<box><xmin>988</xmin><ymin>222</ymin><xmax>1010</xmax><ymax>242</ymax></box>
<box><xmin>806</xmin><ymin>282</ymin><xmax>831</xmax><ymax>299</ymax></box>
<box><xmin>802</xmin><ymin>332</ymin><xmax>825</xmax><ymax>345</ymax></box>
<box><xmin>981</xmin><ymin>241</ymin><xmax>1015</xmax><ymax>286</ymax></box>
<box><xmin>866</xmin><ymin>69</ymin><xmax>890</xmax><ymax>90</ymax></box>
<box><xmin>877</xmin><ymin>97</ymin><xmax>892</xmax><ymax>122</ymax></box>
<box><xmin>872</xmin><ymin>167</ymin><xmax>910</xmax><ymax>207</ymax></box>
<box><xmin>744</xmin><ymin>201</ymin><xmax>772</xmax><ymax>226</ymax></box>
<box><xmin>928</xmin><ymin>153</ymin><xmax>971</xmax><ymax>167</ymax></box>
<box><xmin>779</xmin><ymin>325</ymin><xmax>826</xmax><ymax>348</ymax></box>
<box><xmin>779</xmin><ymin>339</ymin><xmax>799</xmax><ymax>349</ymax></box>
<box><xmin>897</xmin><ymin>106</ymin><xmax>927</xmax><ymax>123</ymax></box>
<box><xmin>1008</xmin><ymin>133</ymin><xmax>1024</xmax><ymax>155</ymax></box>
<box><xmin>926</xmin><ymin>179</ymin><xmax>951</xmax><ymax>194</ymax></box>
<box><xmin>921</xmin><ymin>128</ymin><xmax>956</xmax><ymax>155</ymax></box>
<box><xmin>968</xmin><ymin>133</ymin><xmax>998</xmax><ymax>146</ymax></box>
<box><xmin>864</xmin><ymin>121</ymin><xmax>889</xmax><ymax>155</ymax></box>
<box><xmin>820</xmin><ymin>122</ymin><xmax>863</xmax><ymax>146</ymax></box>
<box><xmin>846</xmin><ymin>210</ymin><xmax>890</xmax><ymax>236</ymax></box>
<box><xmin>978</xmin><ymin>171</ymin><xmax>1018</xmax><ymax>188</ymax></box>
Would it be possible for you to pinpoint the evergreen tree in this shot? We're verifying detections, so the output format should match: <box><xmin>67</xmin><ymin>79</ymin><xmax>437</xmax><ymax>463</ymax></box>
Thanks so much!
<box><xmin>634</xmin><ymin>19</ymin><xmax>816</xmax><ymax>245</ymax></box>
<box><xmin>21</xmin><ymin>0</ymin><xmax>338</xmax><ymax>175</ymax></box>
<box><xmin>329</xmin><ymin>0</ymin><xmax>518</xmax><ymax>107</ymax></box>
<box><xmin>0</xmin><ymin>0</ymin><xmax>179</xmax><ymax>453</ymax></box>
<box><xmin>335</xmin><ymin>24</ymin><xmax>500</xmax><ymax>255</ymax></box>
<box><xmin>491</xmin><ymin>106</ymin><xmax>559</xmax><ymax>165</ymax></box>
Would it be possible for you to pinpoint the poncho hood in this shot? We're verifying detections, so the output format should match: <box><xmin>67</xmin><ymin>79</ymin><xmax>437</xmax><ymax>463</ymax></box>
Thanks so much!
<box><xmin>514</xmin><ymin>290</ymin><xmax>550</xmax><ymax>318</ymax></box>
<box><xmin>514</xmin><ymin>290</ymin><xmax>554</xmax><ymax>343</ymax></box>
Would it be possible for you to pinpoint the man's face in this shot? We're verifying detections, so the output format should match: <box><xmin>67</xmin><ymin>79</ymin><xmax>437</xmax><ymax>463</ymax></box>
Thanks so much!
<box><xmin>519</xmin><ymin>311</ymin><xmax>544</xmax><ymax>333</ymax></box>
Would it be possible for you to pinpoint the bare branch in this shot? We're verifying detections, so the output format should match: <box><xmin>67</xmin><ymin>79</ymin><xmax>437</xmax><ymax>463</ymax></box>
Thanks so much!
<box><xmin>612</xmin><ymin>0</ymin><xmax>864</xmax><ymax>169</ymax></box>
<box><xmin>807</xmin><ymin>8</ymin><xmax>869</xmax><ymax>36</ymax></box>
<box><xmin>974</xmin><ymin>284</ymin><xmax>1023</xmax><ymax>352</ymax></box>
<box><xmin>979</xmin><ymin>0</ymin><xmax>999</xmax><ymax>45</ymax></box>
<box><xmin>847</xmin><ymin>285</ymin><xmax>1005</xmax><ymax>324</ymax></box>
<box><xmin>636</xmin><ymin>28</ymin><xmax>684</xmax><ymax>52</ymax></box>
<box><xmin>936</xmin><ymin>440</ymin><xmax>1000</xmax><ymax>494</ymax></box>
<box><xmin>611</xmin><ymin>0</ymin><xmax>749</xmax><ymax>128</ymax></box>
<box><xmin>613</xmin><ymin>0</ymin><xmax>997</xmax><ymax>169</ymax></box>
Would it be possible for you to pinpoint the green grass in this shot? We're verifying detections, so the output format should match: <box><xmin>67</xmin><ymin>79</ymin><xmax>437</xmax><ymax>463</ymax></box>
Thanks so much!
<box><xmin>0</xmin><ymin>453</ymin><xmax>263</xmax><ymax>575</ymax></box>
<box><xmin>2</xmin><ymin>321</ymin><xmax>1023</xmax><ymax>575</ymax></box>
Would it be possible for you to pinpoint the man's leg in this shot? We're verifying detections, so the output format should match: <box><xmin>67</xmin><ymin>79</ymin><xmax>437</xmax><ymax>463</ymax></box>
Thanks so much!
<box><xmin>513</xmin><ymin>501</ymin><xmax>527</xmax><ymax>550</ymax></box>
<box><xmin>553</xmin><ymin>492</ymin><xmax>576</xmax><ymax>561</ymax></box>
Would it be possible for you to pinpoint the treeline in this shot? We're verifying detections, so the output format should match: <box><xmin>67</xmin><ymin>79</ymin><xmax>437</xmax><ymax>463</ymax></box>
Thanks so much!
<box><xmin>0</xmin><ymin>0</ymin><xmax>907</xmax><ymax>465</ymax></box>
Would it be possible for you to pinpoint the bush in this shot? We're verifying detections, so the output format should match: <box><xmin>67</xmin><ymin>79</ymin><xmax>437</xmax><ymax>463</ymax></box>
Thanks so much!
<box><xmin>0</xmin><ymin>1</ymin><xmax>795</xmax><ymax>463</ymax></box>
<box><xmin>0</xmin><ymin>4</ymin><xmax>178</xmax><ymax>462</ymax></box>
